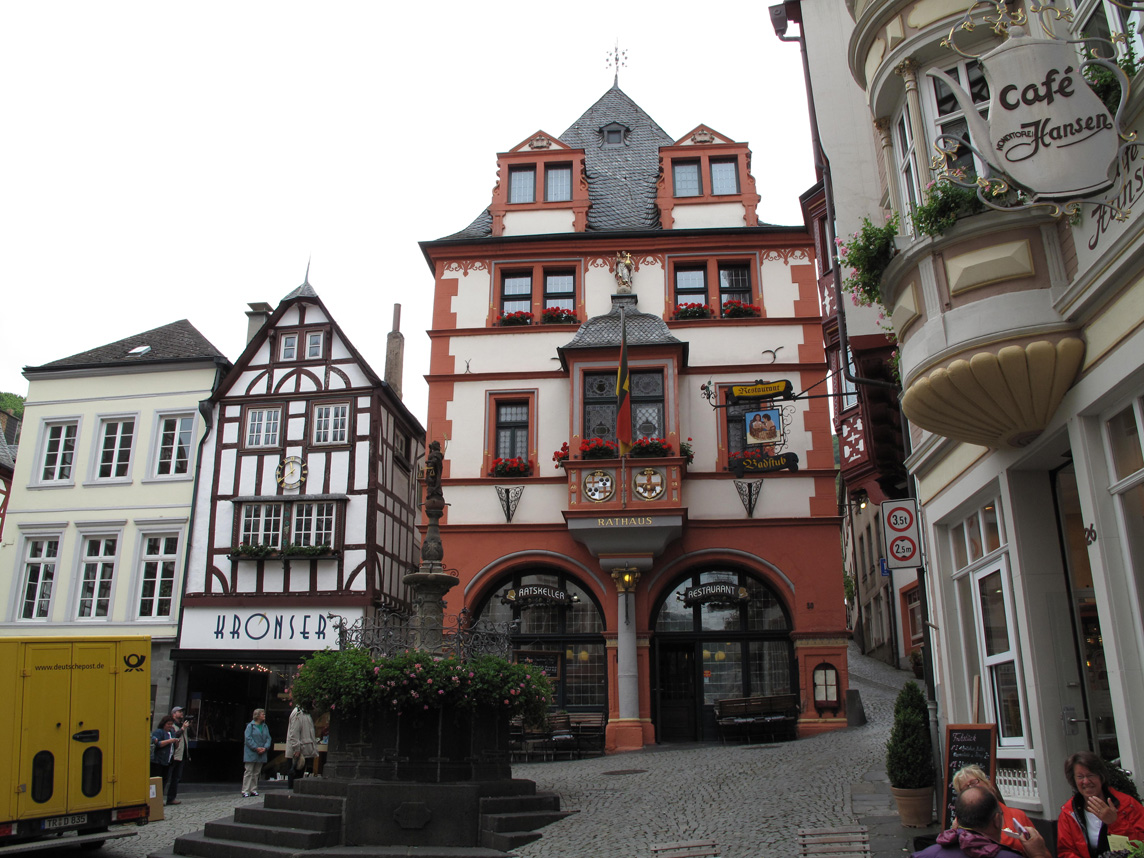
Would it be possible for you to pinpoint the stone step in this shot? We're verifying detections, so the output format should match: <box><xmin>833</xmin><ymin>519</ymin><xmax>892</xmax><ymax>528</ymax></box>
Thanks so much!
<box><xmin>235</xmin><ymin>806</ymin><xmax>342</xmax><ymax>833</ymax></box>
<box><xmin>264</xmin><ymin>792</ymin><xmax>348</xmax><ymax>815</ymax></box>
<box><xmin>478</xmin><ymin>793</ymin><xmax>560</xmax><ymax>814</ymax></box>
<box><xmin>204</xmin><ymin>819</ymin><xmax>340</xmax><ymax>850</ymax></box>
<box><xmin>479</xmin><ymin>829</ymin><xmax>542</xmax><ymax>852</ymax></box>
<box><xmin>172</xmin><ymin>831</ymin><xmax>302</xmax><ymax>858</ymax></box>
<box><xmin>479</xmin><ymin>810</ymin><xmax>573</xmax><ymax>833</ymax></box>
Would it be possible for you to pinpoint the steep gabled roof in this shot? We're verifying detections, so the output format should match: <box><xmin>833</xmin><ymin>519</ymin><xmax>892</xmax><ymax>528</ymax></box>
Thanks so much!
<box><xmin>441</xmin><ymin>84</ymin><xmax>674</xmax><ymax>240</ymax></box>
<box><xmin>24</xmin><ymin>320</ymin><xmax>228</xmax><ymax>375</ymax></box>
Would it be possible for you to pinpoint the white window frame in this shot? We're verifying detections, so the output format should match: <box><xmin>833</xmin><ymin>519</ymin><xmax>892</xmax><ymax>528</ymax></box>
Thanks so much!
<box><xmin>152</xmin><ymin>412</ymin><xmax>195</xmax><ymax>479</ymax></box>
<box><xmin>292</xmin><ymin>502</ymin><xmax>336</xmax><ymax>547</ymax></box>
<box><xmin>971</xmin><ymin>557</ymin><xmax>1028</xmax><ymax>747</ymax></box>
<box><xmin>280</xmin><ymin>333</ymin><xmax>298</xmax><ymax>361</ymax></box>
<box><xmin>16</xmin><ymin>531</ymin><xmax>62</xmax><ymax>620</ymax></box>
<box><xmin>241</xmin><ymin>503</ymin><xmax>284</xmax><ymax>549</ymax></box>
<box><xmin>1070</xmin><ymin>0</ymin><xmax>1144</xmax><ymax>62</ymax></box>
<box><xmin>306</xmin><ymin>331</ymin><xmax>324</xmax><ymax>359</ymax></box>
<box><xmin>136</xmin><ymin>531</ymin><xmax>180</xmax><ymax>620</ymax></box>
<box><xmin>313</xmin><ymin>403</ymin><xmax>349</xmax><ymax>445</ymax></box>
<box><xmin>75</xmin><ymin>534</ymin><xmax>119</xmax><ymax>620</ymax></box>
<box><xmin>36</xmin><ymin>419</ymin><xmax>80</xmax><ymax>486</ymax></box>
<box><xmin>892</xmin><ymin>108</ymin><xmax>922</xmax><ymax>229</ymax></box>
<box><xmin>245</xmin><ymin>407</ymin><xmax>282</xmax><ymax>448</ymax></box>
<box><xmin>922</xmin><ymin>57</ymin><xmax>991</xmax><ymax>180</ymax></box>
<box><xmin>93</xmin><ymin>415</ymin><xmax>137</xmax><ymax>482</ymax></box>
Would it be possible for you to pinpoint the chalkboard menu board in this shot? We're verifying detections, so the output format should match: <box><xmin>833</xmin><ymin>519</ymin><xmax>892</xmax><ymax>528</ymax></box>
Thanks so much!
<box><xmin>941</xmin><ymin>724</ymin><xmax>997</xmax><ymax>830</ymax></box>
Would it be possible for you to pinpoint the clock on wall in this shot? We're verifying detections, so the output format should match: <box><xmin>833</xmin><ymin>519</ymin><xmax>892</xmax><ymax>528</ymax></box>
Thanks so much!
<box><xmin>582</xmin><ymin>470</ymin><xmax>615</xmax><ymax>503</ymax></box>
<box><xmin>276</xmin><ymin>456</ymin><xmax>307</xmax><ymax>489</ymax></box>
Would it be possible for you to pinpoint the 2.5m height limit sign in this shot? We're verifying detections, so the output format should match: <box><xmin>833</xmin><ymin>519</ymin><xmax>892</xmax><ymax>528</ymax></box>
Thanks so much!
<box><xmin>881</xmin><ymin>499</ymin><xmax>922</xmax><ymax>569</ymax></box>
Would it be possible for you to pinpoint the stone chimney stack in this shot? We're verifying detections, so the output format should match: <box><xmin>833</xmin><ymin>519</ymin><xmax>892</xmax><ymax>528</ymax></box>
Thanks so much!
<box><xmin>385</xmin><ymin>304</ymin><xmax>404</xmax><ymax>400</ymax></box>
<box><xmin>245</xmin><ymin>302</ymin><xmax>273</xmax><ymax>344</ymax></box>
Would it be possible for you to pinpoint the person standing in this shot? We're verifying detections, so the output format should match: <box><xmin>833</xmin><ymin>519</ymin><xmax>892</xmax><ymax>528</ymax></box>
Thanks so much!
<box><xmin>241</xmin><ymin>708</ymin><xmax>270</xmax><ymax>798</ymax></box>
<box><xmin>150</xmin><ymin>716</ymin><xmax>177</xmax><ymax>788</ymax></box>
<box><xmin>165</xmin><ymin>706</ymin><xmax>191</xmax><ymax>806</ymax></box>
<box><xmin>285</xmin><ymin>703</ymin><xmax>317</xmax><ymax>789</ymax></box>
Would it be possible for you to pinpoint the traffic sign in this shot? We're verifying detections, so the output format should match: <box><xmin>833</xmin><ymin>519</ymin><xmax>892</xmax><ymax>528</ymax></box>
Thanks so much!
<box><xmin>881</xmin><ymin>499</ymin><xmax>921</xmax><ymax>569</ymax></box>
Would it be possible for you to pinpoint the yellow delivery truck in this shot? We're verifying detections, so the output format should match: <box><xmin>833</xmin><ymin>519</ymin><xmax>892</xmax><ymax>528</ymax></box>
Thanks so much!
<box><xmin>0</xmin><ymin>636</ymin><xmax>152</xmax><ymax>851</ymax></box>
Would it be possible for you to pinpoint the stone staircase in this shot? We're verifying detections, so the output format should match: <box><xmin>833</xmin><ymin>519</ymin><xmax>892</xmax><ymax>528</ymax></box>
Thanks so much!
<box><xmin>149</xmin><ymin>779</ymin><xmax>573</xmax><ymax>858</ymax></box>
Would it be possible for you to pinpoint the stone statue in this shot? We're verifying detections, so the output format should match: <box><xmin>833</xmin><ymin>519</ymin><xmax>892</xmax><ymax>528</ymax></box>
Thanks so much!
<box><xmin>614</xmin><ymin>251</ymin><xmax>634</xmax><ymax>293</ymax></box>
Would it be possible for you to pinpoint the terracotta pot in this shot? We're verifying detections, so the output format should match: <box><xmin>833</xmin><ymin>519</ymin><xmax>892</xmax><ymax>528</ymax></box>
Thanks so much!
<box><xmin>891</xmin><ymin>785</ymin><xmax>934</xmax><ymax>828</ymax></box>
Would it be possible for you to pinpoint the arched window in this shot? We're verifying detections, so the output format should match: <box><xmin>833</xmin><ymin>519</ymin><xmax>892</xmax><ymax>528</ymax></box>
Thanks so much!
<box><xmin>475</xmin><ymin>570</ymin><xmax>606</xmax><ymax>711</ymax></box>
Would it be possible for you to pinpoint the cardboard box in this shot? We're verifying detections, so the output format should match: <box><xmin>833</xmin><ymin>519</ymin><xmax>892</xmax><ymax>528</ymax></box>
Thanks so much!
<box><xmin>148</xmin><ymin>776</ymin><xmax>165</xmax><ymax>821</ymax></box>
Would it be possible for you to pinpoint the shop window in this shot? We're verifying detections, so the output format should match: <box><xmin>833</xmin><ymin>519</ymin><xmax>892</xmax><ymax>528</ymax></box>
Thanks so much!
<box><xmin>948</xmin><ymin>497</ymin><xmax>1005</xmax><ymax>572</ymax></box>
<box><xmin>508</xmin><ymin>166</ymin><xmax>536</xmax><ymax>204</ymax></box>
<box><xmin>1107</xmin><ymin>403</ymin><xmax>1144</xmax><ymax>480</ymax></box>
<box><xmin>583</xmin><ymin>370</ymin><xmax>664</xmax><ymax>444</ymax></box>
<box><xmin>972</xmin><ymin>562</ymin><xmax>1027</xmax><ymax>746</ymax></box>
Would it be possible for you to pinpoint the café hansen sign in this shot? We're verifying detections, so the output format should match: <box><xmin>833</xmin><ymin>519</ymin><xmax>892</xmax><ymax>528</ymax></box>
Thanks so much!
<box><xmin>929</xmin><ymin>24</ymin><xmax>1121</xmax><ymax>199</ymax></box>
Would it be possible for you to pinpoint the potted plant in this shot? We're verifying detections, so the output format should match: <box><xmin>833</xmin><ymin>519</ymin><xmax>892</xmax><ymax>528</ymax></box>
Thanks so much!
<box><xmin>580</xmin><ymin>438</ymin><xmax>619</xmax><ymax>459</ymax></box>
<box><xmin>629</xmin><ymin>437</ymin><xmax>674</xmax><ymax>458</ymax></box>
<box><xmin>540</xmin><ymin>307</ymin><xmax>578</xmax><ymax>325</ymax></box>
<box><xmin>836</xmin><ymin>213</ymin><xmax>899</xmax><ymax>310</ymax></box>
<box><xmin>886</xmin><ymin>681</ymin><xmax>935</xmax><ymax>827</ymax></box>
<box><xmin>721</xmin><ymin>299</ymin><xmax>761</xmax><ymax>318</ymax></box>
<box><xmin>496</xmin><ymin>310</ymin><xmax>534</xmax><ymax>327</ymax></box>
<box><xmin>910</xmin><ymin>170</ymin><xmax>986</xmax><ymax>237</ymax></box>
<box><xmin>552</xmin><ymin>441</ymin><xmax>570</xmax><ymax>468</ymax></box>
<box><xmin>908</xmin><ymin>648</ymin><xmax>924</xmax><ymax>679</ymax></box>
<box><xmin>489</xmin><ymin>456</ymin><xmax>532</xmax><ymax>477</ymax></box>
<box><xmin>672</xmin><ymin>302</ymin><xmax>714</xmax><ymax>320</ymax></box>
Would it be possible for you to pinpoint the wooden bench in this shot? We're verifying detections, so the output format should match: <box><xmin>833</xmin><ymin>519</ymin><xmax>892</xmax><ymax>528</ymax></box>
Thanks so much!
<box><xmin>797</xmin><ymin>825</ymin><xmax>871</xmax><ymax>857</ymax></box>
<box><xmin>714</xmin><ymin>694</ymin><xmax>799</xmax><ymax>744</ymax></box>
<box><xmin>651</xmin><ymin>839</ymin><xmax>720</xmax><ymax>858</ymax></box>
<box><xmin>569</xmin><ymin>712</ymin><xmax>607</xmax><ymax>757</ymax></box>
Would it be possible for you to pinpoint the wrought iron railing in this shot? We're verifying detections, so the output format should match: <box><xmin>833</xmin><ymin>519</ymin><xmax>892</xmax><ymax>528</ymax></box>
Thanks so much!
<box><xmin>329</xmin><ymin>610</ymin><xmax>516</xmax><ymax>661</ymax></box>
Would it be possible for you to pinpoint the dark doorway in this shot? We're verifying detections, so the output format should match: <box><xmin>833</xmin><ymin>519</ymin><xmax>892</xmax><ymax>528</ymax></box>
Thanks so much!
<box><xmin>656</xmin><ymin>643</ymin><xmax>697</xmax><ymax>742</ymax></box>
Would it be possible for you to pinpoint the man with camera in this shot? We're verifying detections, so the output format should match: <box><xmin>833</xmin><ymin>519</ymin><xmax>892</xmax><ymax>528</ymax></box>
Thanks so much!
<box><xmin>167</xmin><ymin>706</ymin><xmax>192</xmax><ymax>806</ymax></box>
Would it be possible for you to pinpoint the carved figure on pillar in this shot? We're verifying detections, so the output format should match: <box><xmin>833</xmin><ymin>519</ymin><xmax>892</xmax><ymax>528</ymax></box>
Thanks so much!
<box><xmin>421</xmin><ymin>440</ymin><xmax>445</xmax><ymax>563</ymax></box>
<box><xmin>614</xmin><ymin>251</ymin><xmax>634</xmax><ymax>293</ymax></box>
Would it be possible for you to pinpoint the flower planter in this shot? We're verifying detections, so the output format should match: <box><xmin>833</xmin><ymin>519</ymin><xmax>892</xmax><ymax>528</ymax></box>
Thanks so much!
<box><xmin>891</xmin><ymin>786</ymin><xmax>935</xmax><ymax>828</ymax></box>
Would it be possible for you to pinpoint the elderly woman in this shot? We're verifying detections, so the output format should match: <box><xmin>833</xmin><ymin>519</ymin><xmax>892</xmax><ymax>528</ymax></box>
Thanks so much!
<box><xmin>1057</xmin><ymin>751</ymin><xmax>1144</xmax><ymax>858</ymax></box>
<box><xmin>241</xmin><ymin>708</ymin><xmax>271</xmax><ymax>798</ymax></box>
<box><xmin>953</xmin><ymin>765</ymin><xmax>1035</xmax><ymax>853</ymax></box>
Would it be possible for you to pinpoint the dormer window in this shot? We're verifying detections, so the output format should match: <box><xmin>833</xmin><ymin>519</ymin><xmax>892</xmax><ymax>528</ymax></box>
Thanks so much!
<box><xmin>601</xmin><ymin>122</ymin><xmax>628</xmax><ymax>147</ymax></box>
<box><xmin>545</xmin><ymin>164</ymin><xmax>572</xmax><ymax>202</ymax></box>
<box><xmin>710</xmin><ymin>159</ymin><xmax>740</xmax><ymax>195</ymax></box>
<box><xmin>281</xmin><ymin>334</ymin><xmax>298</xmax><ymax>361</ymax></box>
<box><xmin>306</xmin><ymin>331</ymin><xmax>323</xmax><ymax>359</ymax></box>
<box><xmin>509</xmin><ymin>166</ymin><xmax>536</xmax><ymax>203</ymax></box>
<box><xmin>673</xmin><ymin>162</ymin><xmax>702</xmax><ymax>197</ymax></box>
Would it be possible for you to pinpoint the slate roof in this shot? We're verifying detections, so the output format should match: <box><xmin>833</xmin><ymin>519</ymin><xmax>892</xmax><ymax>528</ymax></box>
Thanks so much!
<box><xmin>443</xmin><ymin>84</ymin><xmax>675</xmax><ymax>239</ymax></box>
<box><xmin>25</xmin><ymin>320</ymin><xmax>228</xmax><ymax>374</ymax></box>
<box><xmin>0</xmin><ymin>436</ymin><xmax>15</xmax><ymax>471</ymax></box>
<box><xmin>558</xmin><ymin>295</ymin><xmax>687</xmax><ymax>368</ymax></box>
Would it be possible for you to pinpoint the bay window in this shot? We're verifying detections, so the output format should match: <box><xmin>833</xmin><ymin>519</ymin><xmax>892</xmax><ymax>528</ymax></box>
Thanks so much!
<box><xmin>583</xmin><ymin>370</ymin><xmax>664</xmax><ymax>443</ymax></box>
<box><xmin>293</xmin><ymin>502</ymin><xmax>335</xmax><ymax>547</ymax></box>
<box><xmin>242</xmin><ymin>503</ymin><xmax>284</xmax><ymax>548</ymax></box>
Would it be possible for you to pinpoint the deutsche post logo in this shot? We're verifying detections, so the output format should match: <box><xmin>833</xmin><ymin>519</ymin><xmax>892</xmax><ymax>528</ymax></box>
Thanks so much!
<box><xmin>123</xmin><ymin>653</ymin><xmax>147</xmax><ymax>672</ymax></box>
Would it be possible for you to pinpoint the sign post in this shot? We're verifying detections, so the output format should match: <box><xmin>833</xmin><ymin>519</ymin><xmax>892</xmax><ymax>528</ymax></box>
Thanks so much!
<box><xmin>881</xmin><ymin>499</ymin><xmax>921</xmax><ymax>570</ymax></box>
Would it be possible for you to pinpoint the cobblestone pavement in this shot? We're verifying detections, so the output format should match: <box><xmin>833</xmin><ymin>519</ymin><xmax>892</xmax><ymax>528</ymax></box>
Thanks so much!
<box><xmin>31</xmin><ymin>644</ymin><xmax>933</xmax><ymax>858</ymax></box>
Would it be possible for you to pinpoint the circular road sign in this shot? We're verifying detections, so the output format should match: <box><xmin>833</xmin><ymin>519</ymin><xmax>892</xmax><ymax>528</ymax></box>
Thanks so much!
<box><xmin>886</xmin><ymin>505</ymin><xmax>915</xmax><ymax>533</ymax></box>
<box><xmin>889</xmin><ymin>535</ymin><xmax>918</xmax><ymax>563</ymax></box>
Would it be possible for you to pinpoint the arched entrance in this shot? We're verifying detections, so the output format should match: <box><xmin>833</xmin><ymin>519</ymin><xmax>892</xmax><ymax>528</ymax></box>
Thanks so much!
<box><xmin>474</xmin><ymin>569</ymin><xmax>607</xmax><ymax>713</ymax></box>
<box><xmin>651</xmin><ymin>568</ymin><xmax>793</xmax><ymax>742</ymax></box>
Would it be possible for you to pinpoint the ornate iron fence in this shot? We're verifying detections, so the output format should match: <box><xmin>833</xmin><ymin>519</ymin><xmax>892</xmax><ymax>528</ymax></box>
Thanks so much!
<box><xmin>329</xmin><ymin>609</ymin><xmax>516</xmax><ymax>661</ymax></box>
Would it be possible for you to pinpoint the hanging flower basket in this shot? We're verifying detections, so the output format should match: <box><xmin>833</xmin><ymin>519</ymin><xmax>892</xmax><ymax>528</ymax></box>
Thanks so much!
<box><xmin>722</xmin><ymin>299</ymin><xmax>761</xmax><ymax>318</ymax></box>
<box><xmin>540</xmin><ymin>307</ymin><xmax>578</xmax><ymax>325</ymax></box>
<box><xmin>629</xmin><ymin>437</ymin><xmax>674</xmax><ymax>457</ymax></box>
<box><xmin>672</xmin><ymin>303</ymin><xmax>714</xmax><ymax>320</ymax></box>
<box><xmin>489</xmin><ymin>456</ymin><xmax>532</xmax><ymax>477</ymax></box>
<box><xmin>552</xmin><ymin>442</ymin><xmax>570</xmax><ymax>468</ymax></box>
<box><xmin>579</xmin><ymin>438</ymin><xmax>619</xmax><ymax>459</ymax></box>
<box><xmin>497</xmin><ymin>311</ymin><xmax>534</xmax><ymax>326</ymax></box>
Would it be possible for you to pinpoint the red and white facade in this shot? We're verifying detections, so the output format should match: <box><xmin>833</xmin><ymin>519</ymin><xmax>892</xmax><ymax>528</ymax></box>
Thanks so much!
<box><xmin>420</xmin><ymin>86</ymin><xmax>848</xmax><ymax>751</ymax></box>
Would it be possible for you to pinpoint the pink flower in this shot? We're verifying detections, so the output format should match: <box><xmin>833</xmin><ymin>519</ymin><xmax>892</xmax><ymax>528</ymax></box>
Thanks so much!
<box><xmin>373</xmin><ymin>667</ymin><xmax>380</xmax><ymax>674</ymax></box>
<box><xmin>438</xmin><ymin>690</ymin><xmax>445</xmax><ymax>695</ymax></box>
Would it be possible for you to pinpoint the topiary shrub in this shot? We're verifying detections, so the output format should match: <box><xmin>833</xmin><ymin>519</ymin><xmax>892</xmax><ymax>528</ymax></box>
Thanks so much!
<box><xmin>886</xmin><ymin>681</ymin><xmax>935</xmax><ymax>789</ymax></box>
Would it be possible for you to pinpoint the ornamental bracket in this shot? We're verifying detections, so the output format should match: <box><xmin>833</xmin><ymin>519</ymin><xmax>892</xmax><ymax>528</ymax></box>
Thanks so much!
<box><xmin>734</xmin><ymin>479</ymin><xmax>763</xmax><ymax>517</ymax></box>
<box><xmin>494</xmin><ymin>485</ymin><xmax>525</xmax><ymax>523</ymax></box>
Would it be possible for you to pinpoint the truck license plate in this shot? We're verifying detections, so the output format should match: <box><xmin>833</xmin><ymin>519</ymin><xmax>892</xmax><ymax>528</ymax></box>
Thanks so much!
<box><xmin>43</xmin><ymin>814</ymin><xmax>87</xmax><ymax>830</ymax></box>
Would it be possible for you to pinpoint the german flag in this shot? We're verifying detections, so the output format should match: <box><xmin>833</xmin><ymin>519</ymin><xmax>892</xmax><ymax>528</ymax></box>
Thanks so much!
<box><xmin>616</xmin><ymin>308</ymin><xmax>632</xmax><ymax>456</ymax></box>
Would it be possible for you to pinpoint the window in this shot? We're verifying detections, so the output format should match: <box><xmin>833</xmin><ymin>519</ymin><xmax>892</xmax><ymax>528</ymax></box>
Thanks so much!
<box><xmin>155</xmin><ymin>415</ymin><xmax>193</xmax><ymax>477</ymax></box>
<box><xmin>584</xmin><ymin>370</ymin><xmax>664</xmax><ymax>443</ymax></box>
<box><xmin>77</xmin><ymin>537</ymin><xmax>117</xmax><ymax>619</ymax></box>
<box><xmin>710</xmin><ymin>159</ymin><xmax>739</xmax><ymax>195</ymax></box>
<box><xmin>138</xmin><ymin>535</ymin><xmax>178</xmax><ymax>619</ymax></box>
<box><xmin>280</xmin><ymin>334</ymin><xmax>298</xmax><ymax>361</ymax></box>
<box><xmin>21</xmin><ymin>537</ymin><xmax>58</xmax><ymax>619</ymax></box>
<box><xmin>718</xmin><ymin>264</ymin><xmax>751</xmax><ymax>306</ymax></box>
<box><xmin>601</xmin><ymin>123</ymin><xmax>627</xmax><ymax>147</ymax></box>
<box><xmin>306</xmin><ymin>332</ymin><xmax>323</xmax><ymax>359</ymax></box>
<box><xmin>245</xmin><ymin>407</ymin><xmax>281</xmax><ymax>448</ymax></box>
<box><xmin>293</xmin><ymin>502</ymin><xmax>335</xmax><ymax>547</ymax></box>
<box><xmin>508</xmin><ymin>166</ymin><xmax>536</xmax><ymax>204</ymax></box>
<box><xmin>241</xmin><ymin>503</ymin><xmax>284</xmax><ymax>548</ymax></box>
<box><xmin>949</xmin><ymin>498</ymin><xmax>1004</xmax><ymax>572</ymax></box>
<box><xmin>496</xmin><ymin>402</ymin><xmax>529</xmax><ymax>460</ymax></box>
<box><xmin>97</xmin><ymin>418</ymin><xmax>135</xmax><ymax>479</ymax></box>
<box><xmin>40</xmin><ymin>422</ymin><xmax>78</xmax><ymax>482</ymax></box>
<box><xmin>1076</xmin><ymin>0</ymin><xmax>1144</xmax><ymax>63</ymax></box>
<box><xmin>837</xmin><ymin>348</ymin><xmax>858</xmax><ymax>413</ymax></box>
<box><xmin>929</xmin><ymin>59</ymin><xmax>990</xmax><ymax>177</ymax></box>
<box><xmin>672</xmin><ymin>162</ymin><xmax>701</xmax><ymax>197</ymax></box>
<box><xmin>674</xmin><ymin>267</ymin><xmax>707</xmax><ymax>305</ymax></box>
<box><xmin>905</xmin><ymin>587</ymin><xmax>924</xmax><ymax>648</ymax></box>
<box><xmin>544</xmin><ymin>272</ymin><xmax>575</xmax><ymax>312</ymax></box>
<box><xmin>545</xmin><ymin>165</ymin><xmax>572</xmax><ymax>202</ymax></box>
<box><xmin>894</xmin><ymin>111</ymin><xmax>921</xmax><ymax>221</ymax></box>
<box><xmin>975</xmin><ymin>564</ymin><xmax>1026</xmax><ymax>745</ymax></box>
<box><xmin>313</xmin><ymin>403</ymin><xmax>349</xmax><ymax>445</ymax></box>
<box><xmin>501</xmin><ymin>273</ymin><xmax>532</xmax><ymax>315</ymax></box>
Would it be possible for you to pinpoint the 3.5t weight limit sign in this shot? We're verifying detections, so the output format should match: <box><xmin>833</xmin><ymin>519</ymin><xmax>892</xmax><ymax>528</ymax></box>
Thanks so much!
<box><xmin>881</xmin><ymin>499</ymin><xmax>921</xmax><ymax>569</ymax></box>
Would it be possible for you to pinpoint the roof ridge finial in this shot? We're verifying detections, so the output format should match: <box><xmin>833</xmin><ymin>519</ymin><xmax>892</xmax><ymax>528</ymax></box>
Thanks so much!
<box><xmin>606</xmin><ymin>40</ymin><xmax>627</xmax><ymax>88</ymax></box>
<box><xmin>304</xmin><ymin>256</ymin><xmax>311</xmax><ymax>287</ymax></box>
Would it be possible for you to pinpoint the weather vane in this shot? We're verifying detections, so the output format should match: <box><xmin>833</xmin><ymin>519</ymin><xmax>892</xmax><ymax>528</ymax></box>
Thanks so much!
<box><xmin>606</xmin><ymin>40</ymin><xmax>628</xmax><ymax>85</ymax></box>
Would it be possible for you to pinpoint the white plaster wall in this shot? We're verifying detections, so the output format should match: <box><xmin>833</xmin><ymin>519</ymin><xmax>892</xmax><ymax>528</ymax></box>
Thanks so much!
<box><xmin>671</xmin><ymin>203</ymin><xmax>749</xmax><ymax>230</ymax></box>
<box><xmin>682</xmin><ymin>475</ymin><xmax>813</xmax><ymax>519</ymax></box>
<box><xmin>682</xmin><ymin>325</ymin><xmax>805</xmax><ymax>369</ymax></box>
<box><xmin>452</xmin><ymin>268</ymin><xmax>494</xmax><ymax>329</ymax></box>
<box><xmin>327</xmin><ymin>449</ymin><xmax>350</xmax><ymax>494</ymax></box>
<box><xmin>449</xmin><ymin>332</ymin><xmax>569</xmax><ymax>377</ymax></box>
<box><xmin>345</xmin><ymin>498</ymin><xmax>366</xmax><ymax>544</ymax></box>
<box><xmin>760</xmin><ymin>260</ymin><xmax>799</xmax><ymax>317</ymax></box>
<box><xmin>502</xmin><ymin>209</ymin><xmax>576</xmax><ymax>236</ymax></box>
<box><xmin>446</xmin><ymin>484</ymin><xmax>568</xmax><ymax>525</ymax></box>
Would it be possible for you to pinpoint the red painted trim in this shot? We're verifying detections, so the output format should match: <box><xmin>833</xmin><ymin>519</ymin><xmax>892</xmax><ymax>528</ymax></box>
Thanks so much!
<box><xmin>484</xmin><ymin>389</ymin><xmax>539</xmax><ymax>476</ymax></box>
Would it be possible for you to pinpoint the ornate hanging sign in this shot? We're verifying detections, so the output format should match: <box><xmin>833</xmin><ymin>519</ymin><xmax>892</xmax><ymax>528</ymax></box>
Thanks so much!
<box><xmin>501</xmin><ymin>585</ymin><xmax>570</xmax><ymax>607</ymax></box>
<box><xmin>728</xmin><ymin>379</ymin><xmax>794</xmax><ymax>402</ymax></box>
<box><xmin>683</xmin><ymin>582</ymin><xmax>750</xmax><ymax>606</ymax></box>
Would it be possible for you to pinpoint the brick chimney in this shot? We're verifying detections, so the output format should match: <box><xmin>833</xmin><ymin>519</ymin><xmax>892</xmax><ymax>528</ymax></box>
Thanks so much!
<box><xmin>385</xmin><ymin>304</ymin><xmax>404</xmax><ymax>400</ymax></box>
<box><xmin>245</xmin><ymin>302</ymin><xmax>273</xmax><ymax>344</ymax></box>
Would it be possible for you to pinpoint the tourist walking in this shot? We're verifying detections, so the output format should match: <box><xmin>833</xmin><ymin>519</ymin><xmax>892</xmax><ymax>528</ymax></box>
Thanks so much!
<box><xmin>241</xmin><ymin>708</ymin><xmax>270</xmax><ymax>798</ymax></box>
<box><xmin>285</xmin><ymin>702</ymin><xmax>317</xmax><ymax>789</ymax></box>
<box><xmin>166</xmin><ymin>706</ymin><xmax>191</xmax><ymax>805</ymax></box>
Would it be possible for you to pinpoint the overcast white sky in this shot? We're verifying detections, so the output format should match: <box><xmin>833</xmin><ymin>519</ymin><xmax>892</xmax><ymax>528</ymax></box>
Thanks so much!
<box><xmin>0</xmin><ymin>2</ymin><xmax>816</xmax><ymax>425</ymax></box>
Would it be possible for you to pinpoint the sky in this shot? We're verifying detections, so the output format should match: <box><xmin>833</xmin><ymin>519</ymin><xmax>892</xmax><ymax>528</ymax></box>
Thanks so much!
<box><xmin>0</xmin><ymin>2</ymin><xmax>817</xmax><ymax>425</ymax></box>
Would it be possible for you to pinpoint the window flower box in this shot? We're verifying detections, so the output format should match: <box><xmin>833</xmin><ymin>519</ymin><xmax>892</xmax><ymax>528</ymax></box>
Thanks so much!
<box><xmin>672</xmin><ymin>303</ymin><xmax>714</xmax><ymax>320</ymax></box>
<box><xmin>231</xmin><ymin>543</ymin><xmax>280</xmax><ymax>559</ymax></box>
<box><xmin>629</xmin><ymin>437</ymin><xmax>674</xmax><ymax>458</ymax></box>
<box><xmin>540</xmin><ymin>308</ymin><xmax>578</xmax><ymax>325</ymax></box>
<box><xmin>489</xmin><ymin>456</ymin><xmax>532</xmax><ymax>477</ymax></box>
<box><xmin>497</xmin><ymin>311</ymin><xmax>534</xmax><ymax>326</ymax></box>
<box><xmin>580</xmin><ymin>438</ymin><xmax>619</xmax><ymax>460</ymax></box>
<box><xmin>552</xmin><ymin>442</ymin><xmax>571</xmax><ymax>468</ymax></box>
<box><xmin>284</xmin><ymin>543</ymin><xmax>336</xmax><ymax>558</ymax></box>
<box><xmin>721</xmin><ymin>299</ymin><xmax>761</xmax><ymax>318</ymax></box>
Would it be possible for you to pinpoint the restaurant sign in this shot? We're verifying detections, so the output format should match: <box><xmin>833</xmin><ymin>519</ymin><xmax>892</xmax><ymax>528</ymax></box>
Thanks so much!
<box><xmin>683</xmin><ymin>583</ymin><xmax>750</xmax><ymax>606</ymax></box>
<box><xmin>729</xmin><ymin>379</ymin><xmax>794</xmax><ymax>403</ymax></box>
<box><xmin>502</xmin><ymin>585</ymin><xmax>570</xmax><ymax>606</ymax></box>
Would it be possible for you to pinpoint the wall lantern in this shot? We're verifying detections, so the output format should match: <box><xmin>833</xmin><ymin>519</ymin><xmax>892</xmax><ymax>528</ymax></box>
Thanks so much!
<box><xmin>611</xmin><ymin>566</ymin><xmax>640</xmax><ymax>593</ymax></box>
<box><xmin>812</xmin><ymin>661</ymin><xmax>840</xmax><ymax>717</ymax></box>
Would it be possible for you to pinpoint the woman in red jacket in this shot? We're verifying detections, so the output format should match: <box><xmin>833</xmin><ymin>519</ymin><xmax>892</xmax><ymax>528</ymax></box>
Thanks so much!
<box><xmin>1057</xmin><ymin>751</ymin><xmax>1144</xmax><ymax>858</ymax></box>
